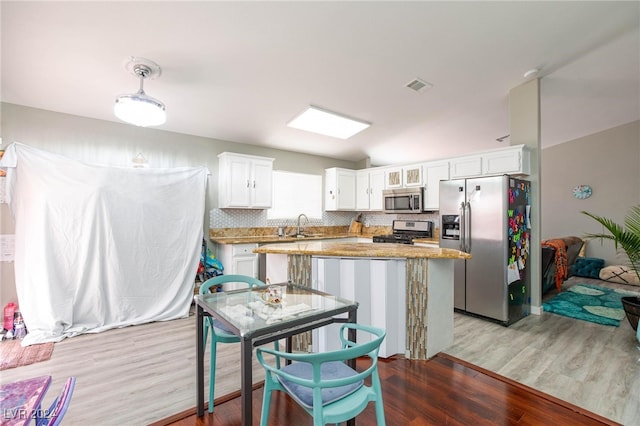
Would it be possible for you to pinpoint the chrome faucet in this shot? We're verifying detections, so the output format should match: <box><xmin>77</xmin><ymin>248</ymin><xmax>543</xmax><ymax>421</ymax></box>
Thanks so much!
<box><xmin>297</xmin><ymin>213</ymin><xmax>309</xmax><ymax>235</ymax></box>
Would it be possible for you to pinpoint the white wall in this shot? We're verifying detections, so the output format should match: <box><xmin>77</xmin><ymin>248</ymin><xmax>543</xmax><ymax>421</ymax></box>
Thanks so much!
<box><xmin>541</xmin><ymin>120</ymin><xmax>640</xmax><ymax>265</ymax></box>
<box><xmin>0</xmin><ymin>103</ymin><xmax>357</xmax><ymax>309</ymax></box>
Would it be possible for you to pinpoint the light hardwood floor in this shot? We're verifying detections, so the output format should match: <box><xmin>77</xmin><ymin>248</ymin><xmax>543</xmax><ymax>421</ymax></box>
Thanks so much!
<box><xmin>444</xmin><ymin>276</ymin><xmax>640</xmax><ymax>426</ymax></box>
<box><xmin>0</xmin><ymin>276</ymin><xmax>638</xmax><ymax>425</ymax></box>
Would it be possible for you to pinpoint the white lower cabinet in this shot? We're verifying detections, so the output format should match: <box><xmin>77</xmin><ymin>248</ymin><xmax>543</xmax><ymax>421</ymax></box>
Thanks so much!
<box><xmin>216</xmin><ymin>243</ymin><xmax>259</xmax><ymax>289</ymax></box>
<box><xmin>312</xmin><ymin>257</ymin><xmax>406</xmax><ymax>357</ymax></box>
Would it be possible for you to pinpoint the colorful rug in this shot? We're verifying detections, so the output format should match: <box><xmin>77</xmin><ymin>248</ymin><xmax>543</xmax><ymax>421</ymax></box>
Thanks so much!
<box><xmin>0</xmin><ymin>340</ymin><xmax>54</xmax><ymax>370</ymax></box>
<box><xmin>542</xmin><ymin>284</ymin><xmax>640</xmax><ymax>326</ymax></box>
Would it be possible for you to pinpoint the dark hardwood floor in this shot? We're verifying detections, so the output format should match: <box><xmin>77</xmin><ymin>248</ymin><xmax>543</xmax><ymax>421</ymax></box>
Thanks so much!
<box><xmin>153</xmin><ymin>353</ymin><xmax>619</xmax><ymax>426</ymax></box>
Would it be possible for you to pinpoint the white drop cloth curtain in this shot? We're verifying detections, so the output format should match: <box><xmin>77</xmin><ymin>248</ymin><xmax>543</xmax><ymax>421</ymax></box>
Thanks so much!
<box><xmin>1</xmin><ymin>143</ymin><xmax>208</xmax><ymax>345</ymax></box>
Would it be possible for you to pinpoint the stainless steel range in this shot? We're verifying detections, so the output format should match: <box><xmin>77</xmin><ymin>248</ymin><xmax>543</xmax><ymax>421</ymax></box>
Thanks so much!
<box><xmin>373</xmin><ymin>220</ymin><xmax>433</xmax><ymax>244</ymax></box>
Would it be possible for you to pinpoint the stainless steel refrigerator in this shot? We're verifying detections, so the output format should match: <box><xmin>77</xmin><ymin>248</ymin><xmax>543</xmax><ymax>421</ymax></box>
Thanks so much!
<box><xmin>439</xmin><ymin>175</ymin><xmax>531</xmax><ymax>325</ymax></box>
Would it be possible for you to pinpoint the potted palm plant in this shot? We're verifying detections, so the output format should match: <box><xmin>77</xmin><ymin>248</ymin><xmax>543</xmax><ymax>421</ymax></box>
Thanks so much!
<box><xmin>583</xmin><ymin>205</ymin><xmax>640</xmax><ymax>333</ymax></box>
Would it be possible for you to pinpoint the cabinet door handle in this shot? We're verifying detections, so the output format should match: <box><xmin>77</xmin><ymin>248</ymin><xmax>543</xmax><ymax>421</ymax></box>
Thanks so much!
<box><xmin>246</xmin><ymin>180</ymin><xmax>250</xmax><ymax>188</ymax></box>
<box><xmin>253</xmin><ymin>180</ymin><xmax>256</xmax><ymax>188</ymax></box>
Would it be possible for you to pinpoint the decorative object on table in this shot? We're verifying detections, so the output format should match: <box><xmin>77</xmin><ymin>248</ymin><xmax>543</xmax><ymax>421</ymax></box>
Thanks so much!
<box><xmin>582</xmin><ymin>205</ymin><xmax>640</xmax><ymax>285</ymax></box>
<box><xmin>0</xmin><ymin>340</ymin><xmax>55</xmax><ymax>370</ymax></box>
<box><xmin>256</xmin><ymin>323</ymin><xmax>387</xmax><ymax>426</ymax></box>
<box><xmin>572</xmin><ymin>184</ymin><xmax>592</xmax><ymax>199</ymax></box>
<box><xmin>542</xmin><ymin>284</ymin><xmax>640</xmax><ymax>327</ymax></box>
<box><xmin>198</xmin><ymin>274</ymin><xmax>279</xmax><ymax>413</ymax></box>
<box><xmin>261</xmin><ymin>285</ymin><xmax>282</xmax><ymax>305</ymax></box>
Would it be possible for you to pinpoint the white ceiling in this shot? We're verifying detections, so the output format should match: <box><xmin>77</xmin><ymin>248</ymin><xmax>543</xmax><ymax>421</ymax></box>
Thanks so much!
<box><xmin>2</xmin><ymin>1</ymin><xmax>639</xmax><ymax>165</ymax></box>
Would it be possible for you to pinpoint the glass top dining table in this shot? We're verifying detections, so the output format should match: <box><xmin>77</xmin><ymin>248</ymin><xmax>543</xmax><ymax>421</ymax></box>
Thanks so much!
<box><xmin>194</xmin><ymin>282</ymin><xmax>359</xmax><ymax>425</ymax></box>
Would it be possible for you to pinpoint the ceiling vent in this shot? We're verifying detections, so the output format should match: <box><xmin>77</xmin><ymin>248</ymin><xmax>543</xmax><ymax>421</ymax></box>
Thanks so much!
<box><xmin>405</xmin><ymin>78</ymin><xmax>433</xmax><ymax>93</ymax></box>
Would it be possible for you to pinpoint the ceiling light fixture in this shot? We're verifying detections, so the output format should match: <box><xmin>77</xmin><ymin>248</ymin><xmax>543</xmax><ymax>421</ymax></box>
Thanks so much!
<box><xmin>114</xmin><ymin>57</ymin><xmax>166</xmax><ymax>127</ymax></box>
<box><xmin>287</xmin><ymin>106</ymin><xmax>370</xmax><ymax>139</ymax></box>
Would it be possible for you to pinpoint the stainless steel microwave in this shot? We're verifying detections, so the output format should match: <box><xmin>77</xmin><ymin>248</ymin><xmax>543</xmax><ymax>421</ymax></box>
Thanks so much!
<box><xmin>383</xmin><ymin>188</ymin><xmax>423</xmax><ymax>213</ymax></box>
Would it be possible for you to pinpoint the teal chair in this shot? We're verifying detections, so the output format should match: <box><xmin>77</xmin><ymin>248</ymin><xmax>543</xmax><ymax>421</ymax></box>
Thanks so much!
<box><xmin>199</xmin><ymin>274</ymin><xmax>279</xmax><ymax>413</ymax></box>
<box><xmin>256</xmin><ymin>323</ymin><xmax>386</xmax><ymax>426</ymax></box>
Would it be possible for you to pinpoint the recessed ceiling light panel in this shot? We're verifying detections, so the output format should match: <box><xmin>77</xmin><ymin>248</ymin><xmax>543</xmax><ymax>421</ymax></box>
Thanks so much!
<box><xmin>287</xmin><ymin>106</ymin><xmax>370</xmax><ymax>139</ymax></box>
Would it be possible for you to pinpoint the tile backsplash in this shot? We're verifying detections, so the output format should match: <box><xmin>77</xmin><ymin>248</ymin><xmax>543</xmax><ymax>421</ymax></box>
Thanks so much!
<box><xmin>210</xmin><ymin>209</ymin><xmax>439</xmax><ymax>230</ymax></box>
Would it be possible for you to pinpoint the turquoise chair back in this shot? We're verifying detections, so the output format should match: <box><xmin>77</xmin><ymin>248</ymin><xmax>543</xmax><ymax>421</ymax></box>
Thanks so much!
<box><xmin>199</xmin><ymin>274</ymin><xmax>266</xmax><ymax>295</ymax></box>
<box><xmin>257</xmin><ymin>323</ymin><xmax>386</xmax><ymax>426</ymax></box>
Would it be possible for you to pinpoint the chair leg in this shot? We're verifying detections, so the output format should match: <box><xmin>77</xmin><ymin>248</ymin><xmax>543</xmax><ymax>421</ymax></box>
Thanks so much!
<box><xmin>203</xmin><ymin>321</ymin><xmax>209</xmax><ymax>349</ymax></box>
<box><xmin>373</xmin><ymin>376</ymin><xmax>386</xmax><ymax>426</ymax></box>
<box><xmin>374</xmin><ymin>400</ymin><xmax>386</xmax><ymax>426</ymax></box>
<box><xmin>208</xmin><ymin>339</ymin><xmax>217</xmax><ymax>413</ymax></box>
<box><xmin>259</xmin><ymin>377</ymin><xmax>273</xmax><ymax>426</ymax></box>
<box><xmin>274</xmin><ymin>339</ymin><xmax>280</xmax><ymax>369</ymax></box>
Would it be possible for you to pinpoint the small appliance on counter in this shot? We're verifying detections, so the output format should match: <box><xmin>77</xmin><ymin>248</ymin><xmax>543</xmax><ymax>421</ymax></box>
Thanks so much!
<box><xmin>372</xmin><ymin>220</ymin><xmax>433</xmax><ymax>244</ymax></box>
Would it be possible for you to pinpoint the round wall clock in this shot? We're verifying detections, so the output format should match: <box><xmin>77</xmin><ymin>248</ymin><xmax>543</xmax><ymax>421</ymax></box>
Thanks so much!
<box><xmin>572</xmin><ymin>184</ymin><xmax>592</xmax><ymax>199</ymax></box>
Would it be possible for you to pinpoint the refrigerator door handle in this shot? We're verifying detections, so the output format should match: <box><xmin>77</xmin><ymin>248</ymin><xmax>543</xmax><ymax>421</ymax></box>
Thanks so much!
<box><xmin>465</xmin><ymin>201</ymin><xmax>471</xmax><ymax>253</ymax></box>
<box><xmin>459</xmin><ymin>201</ymin><xmax>465</xmax><ymax>252</ymax></box>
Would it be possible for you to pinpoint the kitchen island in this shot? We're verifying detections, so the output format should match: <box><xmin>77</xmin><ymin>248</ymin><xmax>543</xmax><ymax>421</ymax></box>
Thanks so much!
<box><xmin>254</xmin><ymin>241</ymin><xmax>470</xmax><ymax>359</ymax></box>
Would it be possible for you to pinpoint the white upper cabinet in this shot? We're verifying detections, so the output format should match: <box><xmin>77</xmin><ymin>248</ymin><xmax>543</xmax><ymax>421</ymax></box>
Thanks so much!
<box><xmin>218</xmin><ymin>152</ymin><xmax>274</xmax><ymax>209</ymax></box>
<box><xmin>403</xmin><ymin>165</ymin><xmax>423</xmax><ymax>187</ymax></box>
<box><xmin>385</xmin><ymin>167</ymin><xmax>403</xmax><ymax>189</ymax></box>
<box><xmin>369</xmin><ymin>169</ymin><xmax>385</xmax><ymax>211</ymax></box>
<box><xmin>386</xmin><ymin>164</ymin><xmax>423</xmax><ymax>189</ymax></box>
<box><xmin>449</xmin><ymin>145</ymin><xmax>530</xmax><ymax>179</ymax></box>
<box><xmin>449</xmin><ymin>155</ymin><xmax>483</xmax><ymax>179</ymax></box>
<box><xmin>321</xmin><ymin>145</ymin><xmax>529</xmax><ymax>212</ymax></box>
<box><xmin>423</xmin><ymin>161</ymin><xmax>450</xmax><ymax>210</ymax></box>
<box><xmin>325</xmin><ymin>168</ymin><xmax>357</xmax><ymax>211</ymax></box>
<box><xmin>356</xmin><ymin>170</ymin><xmax>370</xmax><ymax>210</ymax></box>
<box><xmin>482</xmin><ymin>145</ymin><xmax>530</xmax><ymax>176</ymax></box>
<box><xmin>356</xmin><ymin>169</ymin><xmax>385</xmax><ymax>211</ymax></box>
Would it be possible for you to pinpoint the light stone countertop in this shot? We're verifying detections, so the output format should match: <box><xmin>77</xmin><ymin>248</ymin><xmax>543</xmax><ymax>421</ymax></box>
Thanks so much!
<box><xmin>253</xmin><ymin>241</ymin><xmax>470</xmax><ymax>259</ymax></box>
<box><xmin>210</xmin><ymin>233</ymin><xmax>359</xmax><ymax>245</ymax></box>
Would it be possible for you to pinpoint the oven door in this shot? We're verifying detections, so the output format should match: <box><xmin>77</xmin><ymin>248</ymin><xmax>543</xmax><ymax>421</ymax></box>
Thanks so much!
<box><xmin>383</xmin><ymin>189</ymin><xmax>422</xmax><ymax>213</ymax></box>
